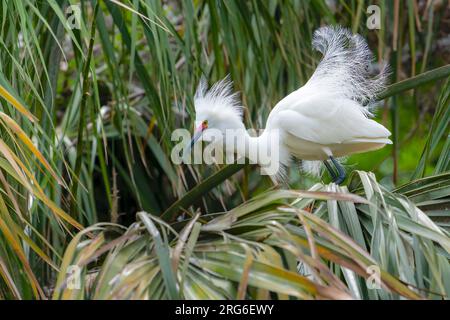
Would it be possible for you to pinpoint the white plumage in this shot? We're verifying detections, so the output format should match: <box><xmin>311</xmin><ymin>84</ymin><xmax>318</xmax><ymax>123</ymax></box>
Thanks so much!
<box><xmin>191</xmin><ymin>26</ymin><xmax>392</xmax><ymax>184</ymax></box>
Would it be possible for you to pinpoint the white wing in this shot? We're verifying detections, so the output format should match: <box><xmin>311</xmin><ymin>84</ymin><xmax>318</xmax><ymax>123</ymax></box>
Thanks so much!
<box><xmin>270</xmin><ymin>93</ymin><xmax>391</xmax><ymax>145</ymax></box>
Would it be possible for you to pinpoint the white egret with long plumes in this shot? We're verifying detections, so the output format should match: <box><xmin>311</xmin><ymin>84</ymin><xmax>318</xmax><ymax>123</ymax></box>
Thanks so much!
<box><xmin>189</xmin><ymin>26</ymin><xmax>392</xmax><ymax>184</ymax></box>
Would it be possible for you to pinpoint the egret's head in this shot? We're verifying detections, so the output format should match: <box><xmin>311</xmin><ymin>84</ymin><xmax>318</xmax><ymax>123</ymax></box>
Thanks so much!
<box><xmin>189</xmin><ymin>76</ymin><xmax>244</xmax><ymax>148</ymax></box>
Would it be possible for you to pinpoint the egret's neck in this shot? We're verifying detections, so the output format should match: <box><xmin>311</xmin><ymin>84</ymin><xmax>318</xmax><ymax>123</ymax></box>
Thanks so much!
<box><xmin>231</xmin><ymin>129</ymin><xmax>268</xmax><ymax>165</ymax></box>
<box><xmin>223</xmin><ymin>126</ymin><xmax>281</xmax><ymax>177</ymax></box>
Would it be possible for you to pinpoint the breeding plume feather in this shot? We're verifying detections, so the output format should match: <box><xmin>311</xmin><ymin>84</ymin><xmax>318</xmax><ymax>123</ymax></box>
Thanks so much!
<box><xmin>189</xmin><ymin>26</ymin><xmax>391</xmax><ymax>184</ymax></box>
<box><xmin>309</xmin><ymin>26</ymin><xmax>388</xmax><ymax>106</ymax></box>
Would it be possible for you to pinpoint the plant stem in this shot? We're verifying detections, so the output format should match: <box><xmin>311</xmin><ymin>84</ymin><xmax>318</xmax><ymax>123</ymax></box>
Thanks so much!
<box><xmin>69</xmin><ymin>2</ymin><xmax>99</xmax><ymax>216</ymax></box>
<box><xmin>377</xmin><ymin>65</ymin><xmax>450</xmax><ymax>101</ymax></box>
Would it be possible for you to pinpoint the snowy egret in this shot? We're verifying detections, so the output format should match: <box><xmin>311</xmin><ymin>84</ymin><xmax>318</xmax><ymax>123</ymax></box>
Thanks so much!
<box><xmin>190</xmin><ymin>26</ymin><xmax>391</xmax><ymax>184</ymax></box>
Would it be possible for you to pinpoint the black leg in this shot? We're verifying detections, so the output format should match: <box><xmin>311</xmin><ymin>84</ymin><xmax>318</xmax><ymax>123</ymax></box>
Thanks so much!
<box><xmin>330</xmin><ymin>156</ymin><xmax>346</xmax><ymax>185</ymax></box>
<box><xmin>323</xmin><ymin>160</ymin><xmax>337</xmax><ymax>181</ymax></box>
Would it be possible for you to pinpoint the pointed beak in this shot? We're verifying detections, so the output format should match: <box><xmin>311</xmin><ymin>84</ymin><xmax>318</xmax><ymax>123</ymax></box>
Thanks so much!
<box><xmin>185</xmin><ymin>122</ymin><xmax>208</xmax><ymax>153</ymax></box>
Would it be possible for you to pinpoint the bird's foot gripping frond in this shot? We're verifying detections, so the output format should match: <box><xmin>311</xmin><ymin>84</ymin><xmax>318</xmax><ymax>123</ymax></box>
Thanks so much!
<box><xmin>329</xmin><ymin>156</ymin><xmax>346</xmax><ymax>185</ymax></box>
<box><xmin>321</xmin><ymin>157</ymin><xmax>346</xmax><ymax>185</ymax></box>
<box><xmin>301</xmin><ymin>158</ymin><xmax>347</xmax><ymax>185</ymax></box>
<box><xmin>309</xmin><ymin>25</ymin><xmax>389</xmax><ymax>109</ymax></box>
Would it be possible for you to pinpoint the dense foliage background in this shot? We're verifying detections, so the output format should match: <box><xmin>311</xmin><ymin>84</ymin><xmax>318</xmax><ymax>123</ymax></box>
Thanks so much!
<box><xmin>0</xmin><ymin>0</ymin><xmax>448</xmax><ymax>299</ymax></box>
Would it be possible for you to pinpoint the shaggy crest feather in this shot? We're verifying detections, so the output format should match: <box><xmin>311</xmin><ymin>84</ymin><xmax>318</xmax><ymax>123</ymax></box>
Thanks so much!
<box><xmin>194</xmin><ymin>75</ymin><xmax>243</xmax><ymax>119</ymax></box>
<box><xmin>308</xmin><ymin>25</ymin><xmax>389</xmax><ymax>115</ymax></box>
